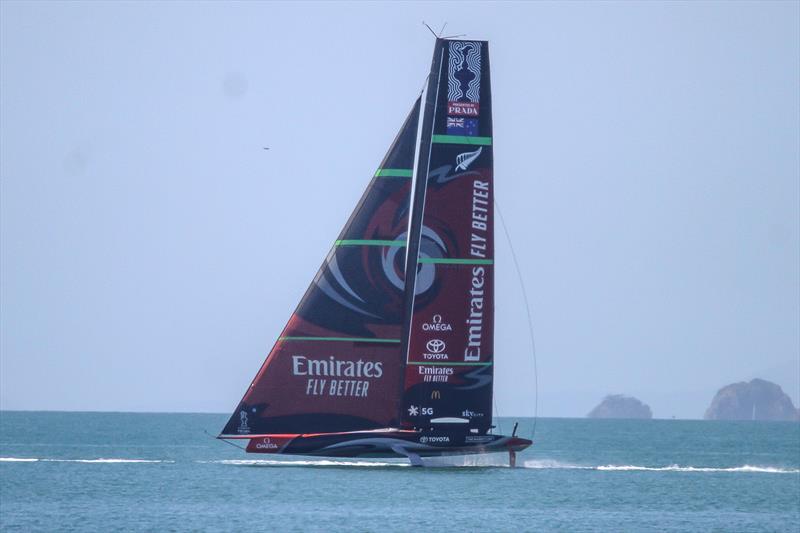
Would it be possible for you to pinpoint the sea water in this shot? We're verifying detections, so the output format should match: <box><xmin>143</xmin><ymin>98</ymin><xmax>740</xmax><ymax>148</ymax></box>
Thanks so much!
<box><xmin>1</xmin><ymin>412</ymin><xmax>798</xmax><ymax>532</ymax></box>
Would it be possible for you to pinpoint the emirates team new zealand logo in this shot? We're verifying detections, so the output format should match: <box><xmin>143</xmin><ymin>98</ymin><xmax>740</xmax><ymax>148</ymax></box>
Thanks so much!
<box><xmin>447</xmin><ymin>41</ymin><xmax>481</xmax><ymax>117</ymax></box>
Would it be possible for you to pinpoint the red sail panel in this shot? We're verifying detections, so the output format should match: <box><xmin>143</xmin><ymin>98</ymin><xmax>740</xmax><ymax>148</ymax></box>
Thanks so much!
<box><xmin>221</xmin><ymin>99</ymin><xmax>420</xmax><ymax>436</ymax></box>
<box><xmin>402</xmin><ymin>40</ymin><xmax>494</xmax><ymax>431</ymax></box>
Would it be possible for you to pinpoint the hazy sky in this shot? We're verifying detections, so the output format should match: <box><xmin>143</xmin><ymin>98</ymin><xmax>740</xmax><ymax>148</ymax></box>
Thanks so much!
<box><xmin>2</xmin><ymin>1</ymin><xmax>798</xmax><ymax>419</ymax></box>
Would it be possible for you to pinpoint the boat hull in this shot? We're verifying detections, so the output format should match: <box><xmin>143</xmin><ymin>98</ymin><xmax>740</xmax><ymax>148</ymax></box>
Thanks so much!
<box><xmin>226</xmin><ymin>430</ymin><xmax>532</xmax><ymax>459</ymax></box>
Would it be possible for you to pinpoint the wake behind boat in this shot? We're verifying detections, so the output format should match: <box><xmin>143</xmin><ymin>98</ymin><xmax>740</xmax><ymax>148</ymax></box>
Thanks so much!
<box><xmin>219</xmin><ymin>37</ymin><xmax>532</xmax><ymax>467</ymax></box>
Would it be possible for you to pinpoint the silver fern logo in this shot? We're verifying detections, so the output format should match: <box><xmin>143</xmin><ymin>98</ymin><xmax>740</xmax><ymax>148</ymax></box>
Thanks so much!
<box><xmin>455</xmin><ymin>147</ymin><xmax>483</xmax><ymax>171</ymax></box>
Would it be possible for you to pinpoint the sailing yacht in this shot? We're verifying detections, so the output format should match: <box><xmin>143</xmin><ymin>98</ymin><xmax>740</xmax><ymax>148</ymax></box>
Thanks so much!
<box><xmin>219</xmin><ymin>38</ymin><xmax>532</xmax><ymax>467</ymax></box>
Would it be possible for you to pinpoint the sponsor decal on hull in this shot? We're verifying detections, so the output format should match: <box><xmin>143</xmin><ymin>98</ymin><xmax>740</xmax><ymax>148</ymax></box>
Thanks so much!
<box><xmin>419</xmin><ymin>435</ymin><xmax>450</xmax><ymax>444</ymax></box>
<box><xmin>254</xmin><ymin>437</ymin><xmax>279</xmax><ymax>450</ymax></box>
<box><xmin>245</xmin><ymin>435</ymin><xmax>295</xmax><ymax>453</ymax></box>
<box><xmin>465</xmin><ymin>435</ymin><xmax>493</xmax><ymax>443</ymax></box>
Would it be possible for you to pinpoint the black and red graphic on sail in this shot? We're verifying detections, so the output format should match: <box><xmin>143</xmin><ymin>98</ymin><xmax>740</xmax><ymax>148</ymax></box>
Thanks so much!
<box><xmin>221</xmin><ymin>99</ymin><xmax>420</xmax><ymax>436</ymax></box>
<box><xmin>401</xmin><ymin>40</ymin><xmax>495</xmax><ymax>431</ymax></box>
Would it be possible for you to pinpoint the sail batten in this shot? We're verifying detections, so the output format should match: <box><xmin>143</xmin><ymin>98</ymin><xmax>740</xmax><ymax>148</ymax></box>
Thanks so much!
<box><xmin>374</xmin><ymin>168</ymin><xmax>413</xmax><ymax>178</ymax></box>
<box><xmin>418</xmin><ymin>257</ymin><xmax>493</xmax><ymax>265</ymax></box>
<box><xmin>431</xmin><ymin>134</ymin><xmax>492</xmax><ymax>145</ymax></box>
<box><xmin>278</xmin><ymin>336</ymin><xmax>402</xmax><ymax>343</ymax></box>
<box><xmin>334</xmin><ymin>239</ymin><xmax>405</xmax><ymax>247</ymax></box>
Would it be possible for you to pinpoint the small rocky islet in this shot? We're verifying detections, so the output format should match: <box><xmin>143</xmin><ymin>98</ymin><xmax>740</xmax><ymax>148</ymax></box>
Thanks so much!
<box><xmin>585</xmin><ymin>378</ymin><xmax>798</xmax><ymax>420</ymax></box>
<box><xmin>704</xmin><ymin>378</ymin><xmax>799</xmax><ymax>421</ymax></box>
<box><xmin>587</xmin><ymin>394</ymin><xmax>653</xmax><ymax>419</ymax></box>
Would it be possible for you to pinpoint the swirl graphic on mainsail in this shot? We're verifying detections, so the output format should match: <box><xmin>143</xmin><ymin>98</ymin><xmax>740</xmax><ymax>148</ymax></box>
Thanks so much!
<box><xmin>381</xmin><ymin>227</ymin><xmax>446</xmax><ymax>296</ymax></box>
<box><xmin>314</xmin><ymin>253</ymin><xmax>381</xmax><ymax>319</ymax></box>
<box><xmin>415</xmin><ymin>226</ymin><xmax>447</xmax><ymax>295</ymax></box>
<box><xmin>447</xmin><ymin>41</ymin><xmax>481</xmax><ymax>103</ymax></box>
<box><xmin>382</xmin><ymin>233</ymin><xmax>408</xmax><ymax>291</ymax></box>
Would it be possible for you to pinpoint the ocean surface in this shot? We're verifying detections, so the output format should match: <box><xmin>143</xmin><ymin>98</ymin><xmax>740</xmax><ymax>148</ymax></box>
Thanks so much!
<box><xmin>1</xmin><ymin>412</ymin><xmax>798</xmax><ymax>532</ymax></box>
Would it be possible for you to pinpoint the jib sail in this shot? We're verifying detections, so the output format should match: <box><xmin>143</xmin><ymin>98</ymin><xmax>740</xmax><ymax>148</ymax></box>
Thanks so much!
<box><xmin>221</xmin><ymin>99</ymin><xmax>420</xmax><ymax>436</ymax></box>
<box><xmin>401</xmin><ymin>40</ymin><xmax>494</xmax><ymax>431</ymax></box>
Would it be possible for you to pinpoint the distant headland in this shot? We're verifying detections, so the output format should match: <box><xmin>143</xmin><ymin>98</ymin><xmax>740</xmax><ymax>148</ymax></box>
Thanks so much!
<box><xmin>704</xmin><ymin>378</ymin><xmax>799</xmax><ymax>421</ymax></box>
<box><xmin>587</xmin><ymin>394</ymin><xmax>653</xmax><ymax>419</ymax></box>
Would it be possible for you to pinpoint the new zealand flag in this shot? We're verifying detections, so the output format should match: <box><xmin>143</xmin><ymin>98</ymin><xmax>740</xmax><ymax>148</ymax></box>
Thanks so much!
<box><xmin>446</xmin><ymin>117</ymin><xmax>478</xmax><ymax>136</ymax></box>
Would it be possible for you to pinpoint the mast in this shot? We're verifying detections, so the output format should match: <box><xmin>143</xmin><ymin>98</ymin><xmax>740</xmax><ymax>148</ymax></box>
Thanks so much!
<box><xmin>398</xmin><ymin>39</ymin><xmax>447</xmax><ymax>428</ymax></box>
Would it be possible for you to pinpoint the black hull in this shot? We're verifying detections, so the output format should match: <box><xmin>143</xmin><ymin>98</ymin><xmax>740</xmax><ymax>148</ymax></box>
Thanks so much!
<box><xmin>225</xmin><ymin>430</ymin><xmax>532</xmax><ymax>460</ymax></box>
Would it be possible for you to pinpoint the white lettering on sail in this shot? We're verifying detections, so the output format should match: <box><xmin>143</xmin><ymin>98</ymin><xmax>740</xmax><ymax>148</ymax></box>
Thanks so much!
<box><xmin>293</xmin><ymin>355</ymin><xmax>382</xmax><ymax>397</ymax></box>
<box><xmin>422</xmin><ymin>314</ymin><xmax>453</xmax><ymax>332</ymax></box>
<box><xmin>418</xmin><ymin>366</ymin><xmax>454</xmax><ymax>382</ymax></box>
<box><xmin>470</xmin><ymin>180</ymin><xmax>489</xmax><ymax>256</ymax></box>
<box><xmin>465</xmin><ymin>178</ymin><xmax>489</xmax><ymax>362</ymax></box>
<box><xmin>292</xmin><ymin>355</ymin><xmax>383</xmax><ymax>378</ymax></box>
<box><xmin>464</xmin><ymin>266</ymin><xmax>485</xmax><ymax>362</ymax></box>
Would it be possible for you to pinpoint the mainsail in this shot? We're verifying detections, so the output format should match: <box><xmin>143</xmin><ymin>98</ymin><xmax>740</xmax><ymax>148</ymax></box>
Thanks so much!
<box><xmin>222</xmin><ymin>39</ymin><xmax>495</xmax><ymax>439</ymax></box>
<box><xmin>400</xmin><ymin>40</ymin><xmax>494</xmax><ymax>431</ymax></box>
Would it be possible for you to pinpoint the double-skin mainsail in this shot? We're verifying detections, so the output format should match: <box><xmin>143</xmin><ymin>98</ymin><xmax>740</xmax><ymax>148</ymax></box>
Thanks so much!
<box><xmin>219</xmin><ymin>38</ymin><xmax>531</xmax><ymax>465</ymax></box>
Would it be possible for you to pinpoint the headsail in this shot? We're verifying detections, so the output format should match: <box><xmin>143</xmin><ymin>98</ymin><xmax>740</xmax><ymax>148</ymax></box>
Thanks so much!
<box><xmin>221</xmin><ymin>99</ymin><xmax>421</xmax><ymax>436</ymax></box>
<box><xmin>400</xmin><ymin>40</ymin><xmax>494</xmax><ymax>431</ymax></box>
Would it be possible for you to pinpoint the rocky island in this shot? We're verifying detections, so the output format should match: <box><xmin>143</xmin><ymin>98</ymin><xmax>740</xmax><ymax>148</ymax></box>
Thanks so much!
<box><xmin>587</xmin><ymin>394</ymin><xmax>653</xmax><ymax>419</ymax></box>
<box><xmin>704</xmin><ymin>378</ymin><xmax>799</xmax><ymax>421</ymax></box>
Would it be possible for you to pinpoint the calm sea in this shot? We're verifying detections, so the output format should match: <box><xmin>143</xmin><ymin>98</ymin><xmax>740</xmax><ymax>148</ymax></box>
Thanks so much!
<box><xmin>1</xmin><ymin>412</ymin><xmax>798</xmax><ymax>532</ymax></box>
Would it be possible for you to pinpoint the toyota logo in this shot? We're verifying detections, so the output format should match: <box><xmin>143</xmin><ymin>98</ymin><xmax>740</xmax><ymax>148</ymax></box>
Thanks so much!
<box><xmin>426</xmin><ymin>339</ymin><xmax>446</xmax><ymax>353</ymax></box>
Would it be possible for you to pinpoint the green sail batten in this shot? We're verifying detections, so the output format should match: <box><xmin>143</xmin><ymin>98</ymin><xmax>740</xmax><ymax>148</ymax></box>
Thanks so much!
<box><xmin>408</xmin><ymin>361</ymin><xmax>493</xmax><ymax>366</ymax></box>
<box><xmin>279</xmin><ymin>336</ymin><xmax>401</xmax><ymax>343</ymax></box>
<box><xmin>431</xmin><ymin>135</ymin><xmax>492</xmax><ymax>145</ymax></box>
<box><xmin>374</xmin><ymin>168</ymin><xmax>413</xmax><ymax>178</ymax></box>
<box><xmin>335</xmin><ymin>239</ymin><xmax>405</xmax><ymax>247</ymax></box>
<box><xmin>417</xmin><ymin>257</ymin><xmax>494</xmax><ymax>265</ymax></box>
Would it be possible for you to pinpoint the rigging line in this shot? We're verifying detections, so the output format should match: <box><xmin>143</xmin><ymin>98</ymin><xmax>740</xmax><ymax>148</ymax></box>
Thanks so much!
<box><xmin>494</xmin><ymin>197</ymin><xmax>539</xmax><ymax>442</ymax></box>
<box><xmin>206</xmin><ymin>430</ymin><xmax>247</xmax><ymax>451</ymax></box>
<box><xmin>422</xmin><ymin>21</ymin><xmax>438</xmax><ymax>39</ymax></box>
<box><xmin>493</xmin><ymin>395</ymin><xmax>503</xmax><ymax>435</ymax></box>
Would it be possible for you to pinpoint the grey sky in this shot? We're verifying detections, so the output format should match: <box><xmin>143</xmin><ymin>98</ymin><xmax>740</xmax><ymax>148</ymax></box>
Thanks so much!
<box><xmin>1</xmin><ymin>1</ymin><xmax>798</xmax><ymax>418</ymax></box>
